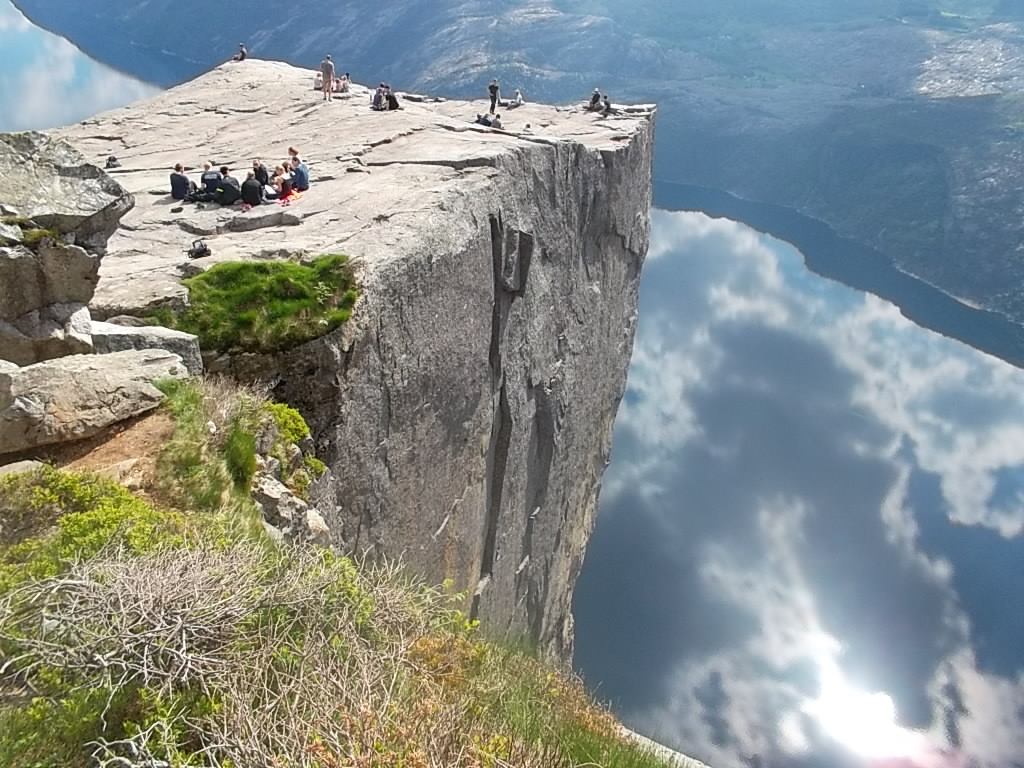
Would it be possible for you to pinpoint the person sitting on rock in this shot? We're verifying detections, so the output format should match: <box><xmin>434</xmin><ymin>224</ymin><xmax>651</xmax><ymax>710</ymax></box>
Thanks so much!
<box><xmin>588</xmin><ymin>88</ymin><xmax>602</xmax><ymax>111</ymax></box>
<box><xmin>474</xmin><ymin>113</ymin><xmax>492</xmax><ymax>127</ymax></box>
<box><xmin>339</xmin><ymin>72</ymin><xmax>351</xmax><ymax>93</ymax></box>
<box><xmin>200</xmin><ymin>161</ymin><xmax>222</xmax><ymax>193</ymax></box>
<box><xmin>385</xmin><ymin>86</ymin><xmax>400</xmax><ymax>111</ymax></box>
<box><xmin>291</xmin><ymin>156</ymin><xmax>310</xmax><ymax>192</ymax></box>
<box><xmin>490</xmin><ymin>113</ymin><xmax>504</xmax><ymax>130</ymax></box>
<box><xmin>214</xmin><ymin>166</ymin><xmax>241</xmax><ymax>205</ymax></box>
<box><xmin>522</xmin><ymin>123</ymin><xmax>534</xmax><ymax>134</ymax></box>
<box><xmin>512</xmin><ymin>88</ymin><xmax>525</xmax><ymax>107</ymax></box>
<box><xmin>252</xmin><ymin>158</ymin><xmax>270</xmax><ymax>187</ymax></box>
<box><xmin>371</xmin><ymin>84</ymin><xmax>385</xmax><ymax>111</ymax></box>
<box><xmin>170</xmin><ymin>163</ymin><xmax>196</xmax><ymax>200</ymax></box>
<box><xmin>600</xmin><ymin>94</ymin><xmax>614</xmax><ymax>116</ymax></box>
<box><xmin>271</xmin><ymin>165</ymin><xmax>293</xmax><ymax>199</ymax></box>
<box><xmin>240</xmin><ymin>171</ymin><xmax>264</xmax><ymax>207</ymax></box>
<box><xmin>233</xmin><ymin>43</ymin><xmax>247</xmax><ymax>62</ymax></box>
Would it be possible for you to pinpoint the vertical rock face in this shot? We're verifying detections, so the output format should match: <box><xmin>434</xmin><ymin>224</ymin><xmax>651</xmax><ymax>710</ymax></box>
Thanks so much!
<box><xmin>259</xmin><ymin>122</ymin><xmax>653</xmax><ymax>662</ymax></box>
<box><xmin>53</xmin><ymin>61</ymin><xmax>654</xmax><ymax>662</ymax></box>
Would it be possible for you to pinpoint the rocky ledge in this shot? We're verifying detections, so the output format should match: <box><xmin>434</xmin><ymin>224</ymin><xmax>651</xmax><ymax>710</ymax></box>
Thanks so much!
<box><xmin>55</xmin><ymin>59</ymin><xmax>656</xmax><ymax>663</ymax></box>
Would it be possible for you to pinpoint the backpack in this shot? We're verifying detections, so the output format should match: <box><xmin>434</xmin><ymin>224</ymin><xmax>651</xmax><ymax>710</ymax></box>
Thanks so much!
<box><xmin>186</xmin><ymin>240</ymin><xmax>211</xmax><ymax>259</ymax></box>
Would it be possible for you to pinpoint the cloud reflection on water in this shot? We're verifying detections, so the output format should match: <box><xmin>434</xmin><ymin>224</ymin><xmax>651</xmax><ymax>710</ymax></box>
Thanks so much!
<box><xmin>574</xmin><ymin>210</ymin><xmax>1024</xmax><ymax>768</ymax></box>
<box><xmin>0</xmin><ymin>0</ymin><xmax>157</xmax><ymax>132</ymax></box>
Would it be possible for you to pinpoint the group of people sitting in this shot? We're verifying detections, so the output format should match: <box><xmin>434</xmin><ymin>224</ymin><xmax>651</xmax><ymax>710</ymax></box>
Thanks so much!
<box><xmin>587</xmin><ymin>88</ymin><xmax>614</xmax><ymax>116</ymax></box>
<box><xmin>314</xmin><ymin>72</ymin><xmax>351</xmax><ymax>94</ymax></box>
<box><xmin>474</xmin><ymin>113</ymin><xmax>504</xmax><ymax>129</ymax></box>
<box><xmin>371</xmin><ymin>83</ymin><xmax>401</xmax><ymax>111</ymax></box>
<box><xmin>170</xmin><ymin>147</ymin><xmax>311</xmax><ymax>208</ymax></box>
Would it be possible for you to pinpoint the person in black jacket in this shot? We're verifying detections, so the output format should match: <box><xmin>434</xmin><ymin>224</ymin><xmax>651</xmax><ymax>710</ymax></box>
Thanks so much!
<box><xmin>240</xmin><ymin>171</ymin><xmax>264</xmax><ymax>206</ymax></box>
<box><xmin>488</xmin><ymin>78</ymin><xmax>500</xmax><ymax>114</ymax></box>
<box><xmin>170</xmin><ymin>163</ymin><xmax>195</xmax><ymax>200</ymax></box>
<box><xmin>214</xmin><ymin>166</ymin><xmax>241</xmax><ymax>205</ymax></box>
<box><xmin>200</xmin><ymin>162</ymin><xmax>222</xmax><ymax>193</ymax></box>
<box><xmin>252</xmin><ymin>158</ymin><xmax>270</xmax><ymax>187</ymax></box>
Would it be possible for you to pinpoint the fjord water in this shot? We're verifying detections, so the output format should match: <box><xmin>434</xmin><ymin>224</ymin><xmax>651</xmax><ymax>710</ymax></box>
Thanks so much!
<box><xmin>0</xmin><ymin>0</ymin><xmax>156</xmax><ymax>132</ymax></box>
<box><xmin>573</xmin><ymin>205</ymin><xmax>1024</xmax><ymax>768</ymax></box>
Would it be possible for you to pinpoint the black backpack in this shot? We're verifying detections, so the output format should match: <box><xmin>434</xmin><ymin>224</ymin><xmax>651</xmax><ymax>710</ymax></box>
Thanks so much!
<box><xmin>186</xmin><ymin>240</ymin><xmax>211</xmax><ymax>259</ymax></box>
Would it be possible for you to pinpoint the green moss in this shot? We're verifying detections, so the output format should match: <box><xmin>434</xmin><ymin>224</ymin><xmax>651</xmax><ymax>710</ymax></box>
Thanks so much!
<box><xmin>224</xmin><ymin>421</ymin><xmax>258</xmax><ymax>491</ymax></box>
<box><xmin>266</xmin><ymin>402</ymin><xmax>310</xmax><ymax>444</ymax></box>
<box><xmin>161</xmin><ymin>253</ymin><xmax>357</xmax><ymax>353</ymax></box>
<box><xmin>304</xmin><ymin>455</ymin><xmax>327</xmax><ymax>476</ymax></box>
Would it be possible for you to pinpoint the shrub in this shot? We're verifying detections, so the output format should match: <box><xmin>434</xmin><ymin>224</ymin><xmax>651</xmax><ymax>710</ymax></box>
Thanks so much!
<box><xmin>160</xmin><ymin>253</ymin><xmax>358</xmax><ymax>352</ymax></box>
<box><xmin>266</xmin><ymin>401</ymin><xmax>310</xmax><ymax>443</ymax></box>
<box><xmin>0</xmin><ymin>467</ymin><xmax>187</xmax><ymax>590</ymax></box>
<box><xmin>20</xmin><ymin>228</ymin><xmax>59</xmax><ymax>247</ymax></box>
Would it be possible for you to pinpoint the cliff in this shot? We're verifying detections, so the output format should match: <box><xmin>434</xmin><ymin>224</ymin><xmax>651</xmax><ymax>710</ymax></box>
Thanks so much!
<box><xmin>20</xmin><ymin>0</ymin><xmax>1024</xmax><ymax>327</ymax></box>
<box><xmin>55</xmin><ymin>59</ymin><xmax>655</xmax><ymax>662</ymax></box>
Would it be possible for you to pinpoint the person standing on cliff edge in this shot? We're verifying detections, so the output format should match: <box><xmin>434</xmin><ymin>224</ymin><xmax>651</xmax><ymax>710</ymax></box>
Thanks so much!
<box><xmin>488</xmin><ymin>78</ymin><xmax>500</xmax><ymax>114</ymax></box>
<box><xmin>321</xmin><ymin>55</ymin><xmax>336</xmax><ymax>101</ymax></box>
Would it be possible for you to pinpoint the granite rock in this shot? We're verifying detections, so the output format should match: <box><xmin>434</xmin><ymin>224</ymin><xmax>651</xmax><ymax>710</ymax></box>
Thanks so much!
<box><xmin>0</xmin><ymin>349</ymin><xmax>189</xmax><ymax>456</ymax></box>
<box><xmin>91</xmin><ymin>321</ymin><xmax>203</xmax><ymax>375</ymax></box>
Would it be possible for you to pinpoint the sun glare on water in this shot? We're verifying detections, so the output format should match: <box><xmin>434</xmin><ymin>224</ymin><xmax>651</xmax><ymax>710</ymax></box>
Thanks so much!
<box><xmin>791</xmin><ymin>632</ymin><xmax>928</xmax><ymax>761</ymax></box>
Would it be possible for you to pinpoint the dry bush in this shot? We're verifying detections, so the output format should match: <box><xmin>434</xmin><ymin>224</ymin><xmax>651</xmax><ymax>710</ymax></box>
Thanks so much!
<box><xmin>0</xmin><ymin>543</ymin><xmax>671</xmax><ymax>768</ymax></box>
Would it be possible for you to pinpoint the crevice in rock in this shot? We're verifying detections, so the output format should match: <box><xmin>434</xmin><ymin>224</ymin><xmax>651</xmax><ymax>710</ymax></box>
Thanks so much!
<box><xmin>473</xmin><ymin>213</ymin><xmax>514</xmax><ymax>621</ymax></box>
<box><xmin>376</xmin><ymin>319</ymin><xmax>393</xmax><ymax>483</ymax></box>
<box><xmin>363</xmin><ymin>157</ymin><xmax>496</xmax><ymax>171</ymax></box>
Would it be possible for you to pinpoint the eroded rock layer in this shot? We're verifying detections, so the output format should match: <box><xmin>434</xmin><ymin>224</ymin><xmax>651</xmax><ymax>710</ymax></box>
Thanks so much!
<box><xmin>56</xmin><ymin>60</ymin><xmax>655</xmax><ymax>662</ymax></box>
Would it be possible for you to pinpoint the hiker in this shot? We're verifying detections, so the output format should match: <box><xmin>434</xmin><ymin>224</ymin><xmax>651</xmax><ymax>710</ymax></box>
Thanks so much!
<box><xmin>512</xmin><ymin>88</ymin><xmax>524</xmax><ymax>107</ymax></box>
<box><xmin>199</xmin><ymin>161</ymin><xmax>222</xmax><ymax>193</ymax></box>
<box><xmin>371</xmin><ymin>84</ymin><xmax>385</xmax><ymax>111</ymax></box>
<box><xmin>233</xmin><ymin>43</ymin><xmax>247</xmax><ymax>61</ymax></box>
<box><xmin>339</xmin><ymin>72</ymin><xmax>350</xmax><ymax>93</ymax></box>
<box><xmin>385</xmin><ymin>87</ymin><xmax>400</xmax><ymax>111</ymax></box>
<box><xmin>252</xmin><ymin>158</ymin><xmax>269</xmax><ymax>187</ymax></box>
<box><xmin>474</xmin><ymin>113</ymin><xmax>492</xmax><ymax>127</ymax></box>
<box><xmin>601</xmin><ymin>94</ymin><xmax>614</xmax><ymax>116</ymax></box>
<box><xmin>588</xmin><ymin>88</ymin><xmax>601</xmax><ymax>111</ymax></box>
<box><xmin>214</xmin><ymin>166</ymin><xmax>241</xmax><ymax>205</ymax></box>
<box><xmin>522</xmin><ymin>123</ymin><xmax>533</xmax><ymax>134</ymax></box>
<box><xmin>240</xmin><ymin>171</ymin><xmax>264</xmax><ymax>207</ymax></box>
<box><xmin>290</xmin><ymin>155</ymin><xmax>310</xmax><ymax>192</ymax></box>
<box><xmin>320</xmin><ymin>54</ymin><xmax>336</xmax><ymax>101</ymax></box>
<box><xmin>488</xmin><ymin>79</ymin><xmax>500</xmax><ymax>113</ymax></box>
<box><xmin>490</xmin><ymin>113</ymin><xmax>504</xmax><ymax>130</ymax></box>
<box><xmin>170</xmin><ymin>163</ymin><xmax>196</xmax><ymax>200</ymax></box>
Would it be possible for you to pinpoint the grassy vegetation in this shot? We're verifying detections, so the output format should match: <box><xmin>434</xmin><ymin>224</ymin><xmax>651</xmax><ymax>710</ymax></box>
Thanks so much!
<box><xmin>151</xmin><ymin>253</ymin><xmax>358</xmax><ymax>353</ymax></box>
<box><xmin>0</xmin><ymin>377</ymin><xmax>679</xmax><ymax>768</ymax></box>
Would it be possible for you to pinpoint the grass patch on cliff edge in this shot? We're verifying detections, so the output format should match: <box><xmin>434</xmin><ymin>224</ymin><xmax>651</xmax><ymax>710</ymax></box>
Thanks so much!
<box><xmin>151</xmin><ymin>253</ymin><xmax>357</xmax><ymax>353</ymax></box>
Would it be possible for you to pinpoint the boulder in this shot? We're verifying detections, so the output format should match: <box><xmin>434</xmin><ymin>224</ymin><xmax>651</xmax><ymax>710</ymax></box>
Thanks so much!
<box><xmin>0</xmin><ymin>459</ymin><xmax>43</xmax><ymax>477</ymax></box>
<box><xmin>0</xmin><ymin>132</ymin><xmax>133</xmax><ymax>254</ymax></box>
<box><xmin>251</xmin><ymin>472</ymin><xmax>332</xmax><ymax>545</ymax></box>
<box><xmin>91</xmin><ymin>321</ymin><xmax>203</xmax><ymax>375</ymax></box>
<box><xmin>0</xmin><ymin>349</ymin><xmax>189</xmax><ymax>456</ymax></box>
<box><xmin>0</xmin><ymin>241</ymin><xmax>99</xmax><ymax>321</ymax></box>
<box><xmin>0</xmin><ymin>222</ymin><xmax>21</xmax><ymax>246</ymax></box>
<box><xmin>0</xmin><ymin>303</ymin><xmax>93</xmax><ymax>366</ymax></box>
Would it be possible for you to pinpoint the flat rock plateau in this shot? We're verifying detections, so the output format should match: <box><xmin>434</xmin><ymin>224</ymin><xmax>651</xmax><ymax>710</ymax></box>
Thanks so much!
<box><xmin>56</xmin><ymin>59</ymin><xmax>656</xmax><ymax>669</ymax></box>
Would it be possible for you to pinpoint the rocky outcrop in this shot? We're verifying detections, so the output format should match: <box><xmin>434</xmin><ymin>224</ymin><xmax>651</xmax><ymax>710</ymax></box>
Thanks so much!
<box><xmin>0</xmin><ymin>133</ymin><xmax>133</xmax><ymax>364</ymax></box>
<box><xmin>0</xmin><ymin>133</ymin><xmax>133</xmax><ymax>253</ymax></box>
<box><xmin>91</xmin><ymin>321</ymin><xmax>203</xmax><ymax>375</ymax></box>
<box><xmin>54</xmin><ymin>61</ymin><xmax>654</xmax><ymax>664</ymax></box>
<box><xmin>0</xmin><ymin>350</ymin><xmax>189</xmax><ymax>456</ymax></box>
